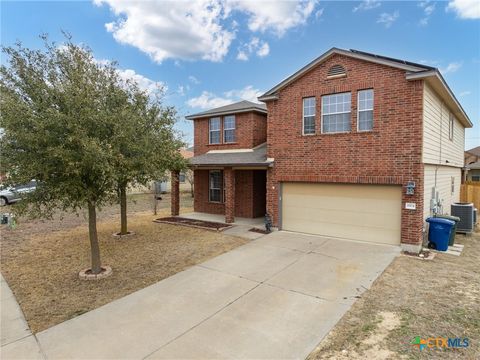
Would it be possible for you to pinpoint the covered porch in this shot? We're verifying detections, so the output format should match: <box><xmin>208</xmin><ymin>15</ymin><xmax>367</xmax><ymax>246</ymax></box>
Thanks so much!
<box><xmin>170</xmin><ymin>143</ymin><xmax>273</xmax><ymax>224</ymax></box>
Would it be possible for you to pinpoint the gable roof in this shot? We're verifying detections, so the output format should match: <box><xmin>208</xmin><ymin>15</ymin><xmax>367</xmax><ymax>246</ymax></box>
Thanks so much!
<box><xmin>185</xmin><ymin>100</ymin><xmax>267</xmax><ymax>120</ymax></box>
<box><xmin>257</xmin><ymin>47</ymin><xmax>472</xmax><ymax>128</ymax></box>
<box><xmin>466</xmin><ymin>146</ymin><xmax>480</xmax><ymax>157</ymax></box>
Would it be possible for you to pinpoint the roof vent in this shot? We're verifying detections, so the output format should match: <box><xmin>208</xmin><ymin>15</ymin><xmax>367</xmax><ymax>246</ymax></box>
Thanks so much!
<box><xmin>327</xmin><ymin>64</ymin><xmax>346</xmax><ymax>77</ymax></box>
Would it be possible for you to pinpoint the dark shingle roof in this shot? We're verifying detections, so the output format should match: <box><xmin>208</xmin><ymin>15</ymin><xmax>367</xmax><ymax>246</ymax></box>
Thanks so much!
<box><xmin>349</xmin><ymin>49</ymin><xmax>436</xmax><ymax>71</ymax></box>
<box><xmin>189</xmin><ymin>143</ymin><xmax>271</xmax><ymax>167</ymax></box>
<box><xmin>466</xmin><ymin>146</ymin><xmax>480</xmax><ymax>157</ymax></box>
<box><xmin>467</xmin><ymin>161</ymin><xmax>480</xmax><ymax>170</ymax></box>
<box><xmin>258</xmin><ymin>47</ymin><xmax>434</xmax><ymax>100</ymax></box>
<box><xmin>185</xmin><ymin>100</ymin><xmax>267</xmax><ymax>120</ymax></box>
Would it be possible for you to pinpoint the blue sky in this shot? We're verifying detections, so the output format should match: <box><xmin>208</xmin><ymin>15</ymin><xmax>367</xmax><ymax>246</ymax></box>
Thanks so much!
<box><xmin>1</xmin><ymin>0</ymin><xmax>479</xmax><ymax>148</ymax></box>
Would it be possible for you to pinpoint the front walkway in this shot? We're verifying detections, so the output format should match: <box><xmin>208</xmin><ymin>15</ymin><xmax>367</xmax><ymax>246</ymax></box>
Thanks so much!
<box><xmin>0</xmin><ymin>275</ymin><xmax>44</xmax><ymax>359</ymax></box>
<box><xmin>34</xmin><ymin>231</ymin><xmax>399</xmax><ymax>359</ymax></box>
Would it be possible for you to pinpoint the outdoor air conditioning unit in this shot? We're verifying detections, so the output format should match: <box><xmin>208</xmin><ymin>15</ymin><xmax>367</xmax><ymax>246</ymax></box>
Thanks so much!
<box><xmin>451</xmin><ymin>203</ymin><xmax>474</xmax><ymax>233</ymax></box>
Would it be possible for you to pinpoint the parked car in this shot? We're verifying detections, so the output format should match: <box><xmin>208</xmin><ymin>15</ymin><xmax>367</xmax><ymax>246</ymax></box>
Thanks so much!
<box><xmin>0</xmin><ymin>180</ymin><xmax>37</xmax><ymax>206</ymax></box>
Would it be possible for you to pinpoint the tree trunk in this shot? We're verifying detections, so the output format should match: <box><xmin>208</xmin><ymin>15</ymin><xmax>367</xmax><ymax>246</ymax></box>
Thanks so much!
<box><xmin>88</xmin><ymin>202</ymin><xmax>102</xmax><ymax>274</ymax></box>
<box><xmin>120</xmin><ymin>184</ymin><xmax>128</xmax><ymax>235</ymax></box>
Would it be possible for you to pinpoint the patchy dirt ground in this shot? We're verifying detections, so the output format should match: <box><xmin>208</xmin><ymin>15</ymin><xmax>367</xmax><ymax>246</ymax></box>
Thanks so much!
<box><xmin>1</xmin><ymin>193</ymin><xmax>248</xmax><ymax>333</ymax></box>
<box><xmin>1</xmin><ymin>192</ymin><xmax>192</xmax><ymax>245</ymax></box>
<box><xmin>308</xmin><ymin>231</ymin><xmax>480</xmax><ymax>360</ymax></box>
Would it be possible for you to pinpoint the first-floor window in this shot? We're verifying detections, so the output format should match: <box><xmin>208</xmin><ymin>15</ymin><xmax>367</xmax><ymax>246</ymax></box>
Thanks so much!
<box><xmin>209</xmin><ymin>170</ymin><xmax>223</xmax><ymax>202</ymax></box>
<box><xmin>179</xmin><ymin>172</ymin><xmax>186</xmax><ymax>183</ymax></box>
<box><xmin>472</xmin><ymin>175</ymin><xmax>480</xmax><ymax>182</ymax></box>
<box><xmin>357</xmin><ymin>89</ymin><xmax>374</xmax><ymax>131</ymax></box>
<box><xmin>303</xmin><ymin>97</ymin><xmax>316</xmax><ymax>135</ymax></box>
<box><xmin>322</xmin><ymin>92</ymin><xmax>351</xmax><ymax>133</ymax></box>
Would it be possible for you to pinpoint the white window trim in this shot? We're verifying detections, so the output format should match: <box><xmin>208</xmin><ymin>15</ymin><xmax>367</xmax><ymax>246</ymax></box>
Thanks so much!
<box><xmin>449</xmin><ymin>113</ymin><xmax>454</xmax><ymax>141</ymax></box>
<box><xmin>357</xmin><ymin>89</ymin><xmax>374</xmax><ymax>132</ymax></box>
<box><xmin>208</xmin><ymin>170</ymin><xmax>223</xmax><ymax>203</ymax></box>
<box><xmin>223</xmin><ymin>115</ymin><xmax>236</xmax><ymax>143</ymax></box>
<box><xmin>209</xmin><ymin>117</ymin><xmax>221</xmax><ymax>144</ymax></box>
<box><xmin>302</xmin><ymin>97</ymin><xmax>316</xmax><ymax>136</ymax></box>
<box><xmin>321</xmin><ymin>92</ymin><xmax>352</xmax><ymax>134</ymax></box>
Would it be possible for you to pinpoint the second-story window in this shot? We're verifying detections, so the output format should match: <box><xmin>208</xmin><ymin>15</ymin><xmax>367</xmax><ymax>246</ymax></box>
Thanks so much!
<box><xmin>303</xmin><ymin>97</ymin><xmax>316</xmax><ymax>135</ymax></box>
<box><xmin>358</xmin><ymin>89</ymin><xmax>374</xmax><ymax>131</ymax></box>
<box><xmin>209</xmin><ymin>117</ymin><xmax>221</xmax><ymax>144</ymax></box>
<box><xmin>449</xmin><ymin>113</ymin><xmax>454</xmax><ymax>141</ymax></box>
<box><xmin>322</xmin><ymin>92</ymin><xmax>351</xmax><ymax>133</ymax></box>
<box><xmin>224</xmin><ymin>115</ymin><xmax>236</xmax><ymax>143</ymax></box>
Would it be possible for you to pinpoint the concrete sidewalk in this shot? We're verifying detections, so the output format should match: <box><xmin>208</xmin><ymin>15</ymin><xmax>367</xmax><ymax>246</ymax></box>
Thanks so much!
<box><xmin>34</xmin><ymin>231</ymin><xmax>399</xmax><ymax>359</ymax></box>
<box><xmin>0</xmin><ymin>274</ymin><xmax>44</xmax><ymax>360</ymax></box>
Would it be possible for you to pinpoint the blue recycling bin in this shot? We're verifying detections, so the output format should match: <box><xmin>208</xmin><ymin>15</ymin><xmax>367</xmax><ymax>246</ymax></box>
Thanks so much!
<box><xmin>426</xmin><ymin>217</ymin><xmax>455</xmax><ymax>251</ymax></box>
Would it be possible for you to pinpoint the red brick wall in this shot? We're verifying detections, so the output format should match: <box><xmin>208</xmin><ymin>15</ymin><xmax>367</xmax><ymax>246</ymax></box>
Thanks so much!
<box><xmin>265</xmin><ymin>54</ymin><xmax>424</xmax><ymax>245</ymax></box>
<box><xmin>194</xmin><ymin>170</ymin><xmax>224</xmax><ymax>215</ymax></box>
<box><xmin>235</xmin><ymin>170</ymin><xmax>254</xmax><ymax>218</ymax></box>
<box><xmin>193</xmin><ymin>112</ymin><xmax>267</xmax><ymax>155</ymax></box>
<box><xmin>194</xmin><ymin>169</ymin><xmax>266</xmax><ymax>219</ymax></box>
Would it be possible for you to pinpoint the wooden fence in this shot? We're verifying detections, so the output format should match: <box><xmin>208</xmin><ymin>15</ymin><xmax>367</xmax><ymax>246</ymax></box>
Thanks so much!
<box><xmin>460</xmin><ymin>181</ymin><xmax>480</xmax><ymax>211</ymax></box>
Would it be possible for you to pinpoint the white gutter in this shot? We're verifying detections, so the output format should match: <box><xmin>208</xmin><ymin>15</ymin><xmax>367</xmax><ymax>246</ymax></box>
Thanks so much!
<box><xmin>406</xmin><ymin>70</ymin><xmax>473</xmax><ymax>128</ymax></box>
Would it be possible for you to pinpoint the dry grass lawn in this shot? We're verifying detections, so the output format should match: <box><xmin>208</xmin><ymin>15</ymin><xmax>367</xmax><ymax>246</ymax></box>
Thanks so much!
<box><xmin>1</xmin><ymin>195</ymin><xmax>247</xmax><ymax>333</ymax></box>
<box><xmin>308</xmin><ymin>231</ymin><xmax>480</xmax><ymax>360</ymax></box>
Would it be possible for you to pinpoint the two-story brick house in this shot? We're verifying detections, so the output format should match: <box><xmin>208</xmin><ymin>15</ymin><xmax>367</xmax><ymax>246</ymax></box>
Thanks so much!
<box><xmin>177</xmin><ymin>48</ymin><xmax>472</xmax><ymax>253</ymax></box>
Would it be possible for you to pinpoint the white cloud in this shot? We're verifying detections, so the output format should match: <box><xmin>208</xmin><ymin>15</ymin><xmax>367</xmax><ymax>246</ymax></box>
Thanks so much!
<box><xmin>95</xmin><ymin>0</ymin><xmax>318</xmax><ymax>63</ymax></box>
<box><xmin>224</xmin><ymin>85</ymin><xmax>263</xmax><ymax>102</ymax></box>
<box><xmin>116</xmin><ymin>68</ymin><xmax>166</xmax><ymax>94</ymax></box>
<box><xmin>419</xmin><ymin>1</ymin><xmax>436</xmax><ymax>26</ymax></box>
<box><xmin>315</xmin><ymin>8</ymin><xmax>324</xmax><ymax>19</ymax></box>
<box><xmin>377</xmin><ymin>11</ymin><xmax>399</xmax><ymax>28</ymax></box>
<box><xmin>227</xmin><ymin>0</ymin><xmax>318</xmax><ymax>37</ymax></box>
<box><xmin>93</xmin><ymin>58</ymin><xmax>165</xmax><ymax>94</ymax></box>
<box><xmin>440</xmin><ymin>62</ymin><xmax>463</xmax><ymax>74</ymax></box>
<box><xmin>188</xmin><ymin>75</ymin><xmax>200</xmax><ymax>85</ymax></box>
<box><xmin>459</xmin><ymin>90</ymin><xmax>471</xmax><ymax>97</ymax></box>
<box><xmin>447</xmin><ymin>0</ymin><xmax>480</xmax><ymax>19</ymax></box>
<box><xmin>236</xmin><ymin>37</ymin><xmax>270</xmax><ymax>61</ymax></box>
<box><xmin>177</xmin><ymin>85</ymin><xmax>186</xmax><ymax>96</ymax></box>
<box><xmin>353</xmin><ymin>0</ymin><xmax>381</xmax><ymax>12</ymax></box>
<box><xmin>187</xmin><ymin>91</ymin><xmax>232</xmax><ymax>109</ymax></box>
<box><xmin>187</xmin><ymin>85</ymin><xmax>263</xmax><ymax>109</ymax></box>
<box><xmin>95</xmin><ymin>0</ymin><xmax>234</xmax><ymax>63</ymax></box>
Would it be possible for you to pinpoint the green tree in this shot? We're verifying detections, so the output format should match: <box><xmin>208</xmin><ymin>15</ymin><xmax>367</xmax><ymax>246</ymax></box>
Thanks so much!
<box><xmin>109</xmin><ymin>83</ymin><xmax>185</xmax><ymax>235</ymax></box>
<box><xmin>0</xmin><ymin>36</ymin><xmax>123</xmax><ymax>274</ymax></box>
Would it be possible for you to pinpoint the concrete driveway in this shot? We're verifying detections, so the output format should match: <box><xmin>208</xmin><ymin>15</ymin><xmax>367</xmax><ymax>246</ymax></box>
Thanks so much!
<box><xmin>36</xmin><ymin>231</ymin><xmax>399</xmax><ymax>360</ymax></box>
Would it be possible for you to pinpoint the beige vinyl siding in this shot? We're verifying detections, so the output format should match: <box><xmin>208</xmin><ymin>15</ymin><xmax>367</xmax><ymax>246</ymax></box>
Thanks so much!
<box><xmin>282</xmin><ymin>183</ymin><xmax>402</xmax><ymax>245</ymax></box>
<box><xmin>423</xmin><ymin>83</ymin><xmax>465</xmax><ymax>167</ymax></box>
<box><xmin>423</xmin><ymin>165</ymin><xmax>461</xmax><ymax>219</ymax></box>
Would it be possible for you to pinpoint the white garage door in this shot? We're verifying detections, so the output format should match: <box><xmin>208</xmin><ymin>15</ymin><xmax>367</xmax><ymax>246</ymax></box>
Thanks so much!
<box><xmin>281</xmin><ymin>183</ymin><xmax>402</xmax><ymax>245</ymax></box>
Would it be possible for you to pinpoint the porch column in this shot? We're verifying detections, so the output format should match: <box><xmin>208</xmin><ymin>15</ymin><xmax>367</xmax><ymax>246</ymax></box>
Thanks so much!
<box><xmin>224</xmin><ymin>167</ymin><xmax>235</xmax><ymax>223</ymax></box>
<box><xmin>171</xmin><ymin>170</ymin><xmax>180</xmax><ymax>216</ymax></box>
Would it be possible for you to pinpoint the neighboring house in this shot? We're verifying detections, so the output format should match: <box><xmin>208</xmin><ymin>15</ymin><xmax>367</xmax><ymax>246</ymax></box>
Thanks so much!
<box><xmin>160</xmin><ymin>148</ymin><xmax>194</xmax><ymax>193</ymax></box>
<box><xmin>465</xmin><ymin>146</ymin><xmax>480</xmax><ymax>182</ymax></box>
<box><xmin>182</xmin><ymin>48</ymin><xmax>472</xmax><ymax>253</ymax></box>
<box><xmin>128</xmin><ymin>148</ymin><xmax>194</xmax><ymax>194</ymax></box>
